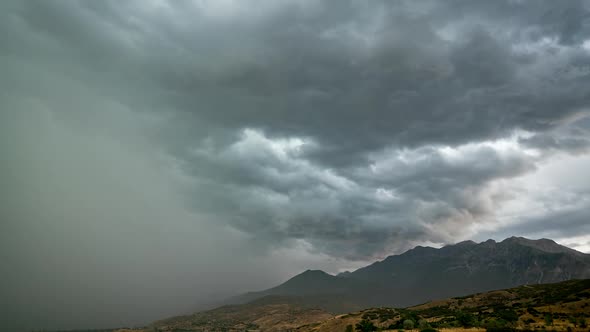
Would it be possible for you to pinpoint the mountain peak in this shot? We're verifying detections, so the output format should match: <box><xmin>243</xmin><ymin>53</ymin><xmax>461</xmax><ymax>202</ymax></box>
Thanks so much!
<box><xmin>280</xmin><ymin>269</ymin><xmax>335</xmax><ymax>287</ymax></box>
<box><xmin>299</xmin><ymin>269</ymin><xmax>331</xmax><ymax>277</ymax></box>
<box><xmin>500</xmin><ymin>236</ymin><xmax>581</xmax><ymax>255</ymax></box>
<box><xmin>501</xmin><ymin>236</ymin><xmax>530</xmax><ymax>243</ymax></box>
<box><xmin>442</xmin><ymin>240</ymin><xmax>477</xmax><ymax>249</ymax></box>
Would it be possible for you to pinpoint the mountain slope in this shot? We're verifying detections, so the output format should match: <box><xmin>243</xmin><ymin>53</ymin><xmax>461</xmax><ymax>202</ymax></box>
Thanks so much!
<box><xmin>236</xmin><ymin>237</ymin><xmax>590</xmax><ymax>311</ymax></box>
<box><xmin>302</xmin><ymin>278</ymin><xmax>590</xmax><ymax>332</ymax></box>
<box><xmin>124</xmin><ymin>278</ymin><xmax>590</xmax><ymax>332</ymax></box>
<box><xmin>149</xmin><ymin>296</ymin><xmax>332</xmax><ymax>332</ymax></box>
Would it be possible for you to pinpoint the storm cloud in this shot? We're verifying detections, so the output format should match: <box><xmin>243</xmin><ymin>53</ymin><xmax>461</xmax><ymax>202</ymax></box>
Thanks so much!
<box><xmin>2</xmin><ymin>0</ymin><xmax>590</xmax><ymax>330</ymax></box>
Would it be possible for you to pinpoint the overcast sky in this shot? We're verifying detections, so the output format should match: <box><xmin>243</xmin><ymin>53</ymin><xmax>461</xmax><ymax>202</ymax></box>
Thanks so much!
<box><xmin>2</xmin><ymin>0</ymin><xmax>590</xmax><ymax>330</ymax></box>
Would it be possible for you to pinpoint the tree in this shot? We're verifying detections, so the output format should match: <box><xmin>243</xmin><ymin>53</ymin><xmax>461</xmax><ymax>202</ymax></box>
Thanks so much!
<box><xmin>496</xmin><ymin>309</ymin><xmax>518</xmax><ymax>323</ymax></box>
<box><xmin>418</xmin><ymin>319</ymin><xmax>430</xmax><ymax>329</ymax></box>
<box><xmin>483</xmin><ymin>318</ymin><xmax>508</xmax><ymax>329</ymax></box>
<box><xmin>456</xmin><ymin>311</ymin><xmax>476</xmax><ymax>327</ymax></box>
<box><xmin>403</xmin><ymin>319</ymin><xmax>415</xmax><ymax>330</ymax></box>
<box><xmin>356</xmin><ymin>319</ymin><xmax>377</xmax><ymax>332</ymax></box>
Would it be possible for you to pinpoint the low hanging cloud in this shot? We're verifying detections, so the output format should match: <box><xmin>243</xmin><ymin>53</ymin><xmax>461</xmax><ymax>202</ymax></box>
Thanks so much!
<box><xmin>2</xmin><ymin>0</ymin><xmax>590</xmax><ymax>330</ymax></box>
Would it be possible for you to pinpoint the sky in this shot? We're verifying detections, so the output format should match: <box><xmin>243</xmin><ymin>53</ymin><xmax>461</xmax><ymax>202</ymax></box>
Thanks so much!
<box><xmin>1</xmin><ymin>0</ymin><xmax>590</xmax><ymax>330</ymax></box>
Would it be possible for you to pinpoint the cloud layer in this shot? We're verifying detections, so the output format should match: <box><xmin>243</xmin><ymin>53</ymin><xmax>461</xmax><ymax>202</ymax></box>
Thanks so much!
<box><xmin>2</xmin><ymin>0</ymin><xmax>590</xmax><ymax>330</ymax></box>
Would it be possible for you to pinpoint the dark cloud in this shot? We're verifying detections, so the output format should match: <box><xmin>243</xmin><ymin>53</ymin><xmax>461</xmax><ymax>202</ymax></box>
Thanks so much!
<box><xmin>2</xmin><ymin>0</ymin><xmax>590</xmax><ymax>330</ymax></box>
<box><xmin>8</xmin><ymin>0</ymin><xmax>590</xmax><ymax>158</ymax></box>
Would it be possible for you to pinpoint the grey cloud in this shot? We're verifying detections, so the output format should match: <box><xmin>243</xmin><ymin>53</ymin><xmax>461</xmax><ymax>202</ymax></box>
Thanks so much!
<box><xmin>436</xmin><ymin>0</ymin><xmax>590</xmax><ymax>46</ymax></box>
<box><xmin>175</xmin><ymin>129</ymin><xmax>540</xmax><ymax>260</ymax></box>
<box><xmin>489</xmin><ymin>197</ymin><xmax>590</xmax><ymax>240</ymax></box>
<box><xmin>8</xmin><ymin>0</ymin><xmax>590</xmax><ymax>160</ymax></box>
<box><xmin>520</xmin><ymin>115</ymin><xmax>590</xmax><ymax>153</ymax></box>
<box><xmin>521</xmin><ymin>134</ymin><xmax>590</xmax><ymax>154</ymax></box>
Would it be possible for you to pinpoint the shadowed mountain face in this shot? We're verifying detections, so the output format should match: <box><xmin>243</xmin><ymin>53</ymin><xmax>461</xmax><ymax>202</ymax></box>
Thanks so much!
<box><xmin>233</xmin><ymin>237</ymin><xmax>590</xmax><ymax>312</ymax></box>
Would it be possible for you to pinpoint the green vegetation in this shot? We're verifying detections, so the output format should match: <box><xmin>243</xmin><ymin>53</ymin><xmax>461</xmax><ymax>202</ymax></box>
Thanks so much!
<box><xmin>544</xmin><ymin>313</ymin><xmax>553</xmax><ymax>326</ymax></box>
<box><xmin>456</xmin><ymin>311</ymin><xmax>477</xmax><ymax>327</ymax></box>
<box><xmin>393</xmin><ymin>279</ymin><xmax>590</xmax><ymax>331</ymax></box>
<box><xmin>356</xmin><ymin>319</ymin><xmax>377</xmax><ymax>332</ymax></box>
<box><xmin>333</xmin><ymin>281</ymin><xmax>588</xmax><ymax>332</ymax></box>
<box><xmin>403</xmin><ymin>319</ymin><xmax>415</xmax><ymax>330</ymax></box>
<box><xmin>497</xmin><ymin>309</ymin><xmax>519</xmax><ymax>323</ymax></box>
<box><xmin>362</xmin><ymin>308</ymin><xmax>397</xmax><ymax>322</ymax></box>
<box><xmin>418</xmin><ymin>318</ymin><xmax>430</xmax><ymax>329</ymax></box>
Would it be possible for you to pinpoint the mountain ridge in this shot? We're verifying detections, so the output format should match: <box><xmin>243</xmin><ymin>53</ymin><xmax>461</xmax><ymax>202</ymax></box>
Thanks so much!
<box><xmin>232</xmin><ymin>237</ymin><xmax>590</xmax><ymax>312</ymax></box>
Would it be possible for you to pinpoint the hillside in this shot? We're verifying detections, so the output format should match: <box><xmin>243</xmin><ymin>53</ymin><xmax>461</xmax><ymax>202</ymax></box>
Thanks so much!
<box><xmin>235</xmin><ymin>237</ymin><xmax>590</xmax><ymax>311</ymax></box>
<box><xmin>147</xmin><ymin>296</ymin><xmax>332</xmax><ymax>332</ymax></box>
<box><xmin>117</xmin><ymin>279</ymin><xmax>590</xmax><ymax>332</ymax></box>
<box><xmin>302</xmin><ymin>279</ymin><xmax>590</xmax><ymax>332</ymax></box>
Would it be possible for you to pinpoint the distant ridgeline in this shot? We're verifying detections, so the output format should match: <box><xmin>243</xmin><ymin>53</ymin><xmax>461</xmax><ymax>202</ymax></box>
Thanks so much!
<box><xmin>232</xmin><ymin>237</ymin><xmax>590</xmax><ymax>312</ymax></box>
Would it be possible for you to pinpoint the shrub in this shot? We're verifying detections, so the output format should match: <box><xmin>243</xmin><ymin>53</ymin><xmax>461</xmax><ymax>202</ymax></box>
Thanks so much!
<box><xmin>345</xmin><ymin>324</ymin><xmax>354</xmax><ymax>332</ymax></box>
<box><xmin>356</xmin><ymin>319</ymin><xmax>377</xmax><ymax>332</ymax></box>
<box><xmin>496</xmin><ymin>309</ymin><xmax>519</xmax><ymax>323</ymax></box>
<box><xmin>418</xmin><ymin>319</ymin><xmax>430</xmax><ymax>329</ymax></box>
<box><xmin>483</xmin><ymin>318</ymin><xmax>509</xmax><ymax>329</ymax></box>
<box><xmin>403</xmin><ymin>319</ymin><xmax>415</xmax><ymax>330</ymax></box>
<box><xmin>544</xmin><ymin>314</ymin><xmax>553</xmax><ymax>326</ymax></box>
<box><xmin>456</xmin><ymin>311</ymin><xmax>476</xmax><ymax>327</ymax></box>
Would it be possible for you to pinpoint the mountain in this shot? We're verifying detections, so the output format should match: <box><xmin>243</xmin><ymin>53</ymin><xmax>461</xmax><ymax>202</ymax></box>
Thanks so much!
<box><xmin>124</xmin><ymin>278</ymin><xmax>590</xmax><ymax>332</ymax></box>
<box><xmin>233</xmin><ymin>237</ymin><xmax>590</xmax><ymax>312</ymax></box>
<box><xmin>231</xmin><ymin>270</ymin><xmax>369</xmax><ymax>313</ymax></box>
